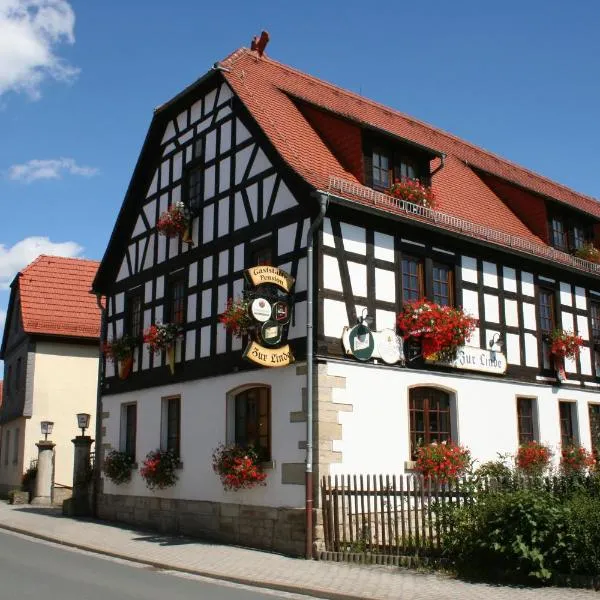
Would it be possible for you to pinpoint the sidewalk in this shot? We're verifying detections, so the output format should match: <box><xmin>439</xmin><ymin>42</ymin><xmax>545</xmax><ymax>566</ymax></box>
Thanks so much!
<box><xmin>0</xmin><ymin>502</ymin><xmax>595</xmax><ymax>600</ymax></box>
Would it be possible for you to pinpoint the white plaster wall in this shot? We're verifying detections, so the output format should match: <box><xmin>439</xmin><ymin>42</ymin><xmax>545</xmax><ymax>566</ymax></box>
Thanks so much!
<box><xmin>101</xmin><ymin>366</ymin><xmax>305</xmax><ymax>508</ymax></box>
<box><xmin>325</xmin><ymin>360</ymin><xmax>600</xmax><ymax>476</ymax></box>
<box><xmin>27</xmin><ymin>342</ymin><xmax>98</xmax><ymax>487</ymax></box>
<box><xmin>0</xmin><ymin>417</ymin><xmax>27</xmax><ymax>490</ymax></box>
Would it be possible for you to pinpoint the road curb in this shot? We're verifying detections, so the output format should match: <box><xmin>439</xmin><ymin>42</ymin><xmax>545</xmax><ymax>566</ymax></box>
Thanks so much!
<box><xmin>0</xmin><ymin>522</ymin><xmax>373</xmax><ymax>600</ymax></box>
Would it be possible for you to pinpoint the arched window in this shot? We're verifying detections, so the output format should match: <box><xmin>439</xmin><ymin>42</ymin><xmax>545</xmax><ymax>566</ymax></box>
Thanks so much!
<box><xmin>409</xmin><ymin>387</ymin><xmax>452</xmax><ymax>459</ymax></box>
<box><xmin>227</xmin><ymin>386</ymin><xmax>271</xmax><ymax>461</ymax></box>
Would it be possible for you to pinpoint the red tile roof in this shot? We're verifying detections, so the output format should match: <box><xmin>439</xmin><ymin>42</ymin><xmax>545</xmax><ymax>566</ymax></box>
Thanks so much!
<box><xmin>17</xmin><ymin>255</ymin><xmax>101</xmax><ymax>339</ymax></box>
<box><xmin>220</xmin><ymin>48</ymin><xmax>600</xmax><ymax>231</ymax></box>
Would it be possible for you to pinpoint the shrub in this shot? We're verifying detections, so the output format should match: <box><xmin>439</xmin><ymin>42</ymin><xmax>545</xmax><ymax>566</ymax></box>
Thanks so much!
<box><xmin>212</xmin><ymin>444</ymin><xmax>267</xmax><ymax>491</ymax></box>
<box><xmin>566</xmin><ymin>493</ymin><xmax>600</xmax><ymax>575</ymax></box>
<box><xmin>441</xmin><ymin>488</ymin><xmax>574</xmax><ymax>583</ymax></box>
<box><xmin>140</xmin><ymin>449</ymin><xmax>179</xmax><ymax>491</ymax></box>
<box><xmin>415</xmin><ymin>441</ymin><xmax>471</xmax><ymax>482</ymax></box>
<box><xmin>22</xmin><ymin>465</ymin><xmax>37</xmax><ymax>490</ymax></box>
<box><xmin>103</xmin><ymin>450</ymin><xmax>135</xmax><ymax>485</ymax></box>
<box><xmin>516</xmin><ymin>441</ymin><xmax>552</xmax><ymax>476</ymax></box>
<box><xmin>474</xmin><ymin>459</ymin><xmax>513</xmax><ymax>481</ymax></box>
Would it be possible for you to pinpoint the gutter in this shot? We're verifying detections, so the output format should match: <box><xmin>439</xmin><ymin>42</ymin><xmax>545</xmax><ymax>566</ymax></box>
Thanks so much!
<box><xmin>92</xmin><ymin>293</ymin><xmax>107</xmax><ymax>517</ymax></box>
<box><xmin>305</xmin><ymin>192</ymin><xmax>329</xmax><ymax>559</ymax></box>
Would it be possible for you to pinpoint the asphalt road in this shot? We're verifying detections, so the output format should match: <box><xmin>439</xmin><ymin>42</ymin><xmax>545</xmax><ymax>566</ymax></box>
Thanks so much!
<box><xmin>0</xmin><ymin>530</ymin><xmax>319</xmax><ymax>600</ymax></box>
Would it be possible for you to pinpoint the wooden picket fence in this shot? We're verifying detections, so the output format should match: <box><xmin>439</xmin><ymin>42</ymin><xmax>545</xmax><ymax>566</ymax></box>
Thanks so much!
<box><xmin>320</xmin><ymin>474</ymin><xmax>483</xmax><ymax>556</ymax></box>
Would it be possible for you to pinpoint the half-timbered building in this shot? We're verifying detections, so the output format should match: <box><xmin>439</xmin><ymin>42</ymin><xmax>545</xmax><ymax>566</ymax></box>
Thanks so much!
<box><xmin>92</xmin><ymin>42</ymin><xmax>600</xmax><ymax>556</ymax></box>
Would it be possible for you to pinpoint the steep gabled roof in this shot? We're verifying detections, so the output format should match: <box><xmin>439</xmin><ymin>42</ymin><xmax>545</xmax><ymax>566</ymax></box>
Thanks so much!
<box><xmin>220</xmin><ymin>48</ymin><xmax>600</xmax><ymax>219</ymax></box>
<box><xmin>14</xmin><ymin>255</ymin><xmax>100</xmax><ymax>340</ymax></box>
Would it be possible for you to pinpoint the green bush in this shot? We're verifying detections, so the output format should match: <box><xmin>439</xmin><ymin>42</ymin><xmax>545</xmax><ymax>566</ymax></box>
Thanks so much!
<box><xmin>566</xmin><ymin>493</ymin><xmax>600</xmax><ymax>575</ymax></box>
<box><xmin>441</xmin><ymin>489</ymin><xmax>574</xmax><ymax>584</ymax></box>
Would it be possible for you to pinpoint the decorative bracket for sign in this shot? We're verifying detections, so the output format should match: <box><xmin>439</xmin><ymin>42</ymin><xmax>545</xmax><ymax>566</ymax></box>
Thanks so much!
<box><xmin>241</xmin><ymin>266</ymin><xmax>295</xmax><ymax>368</ymax></box>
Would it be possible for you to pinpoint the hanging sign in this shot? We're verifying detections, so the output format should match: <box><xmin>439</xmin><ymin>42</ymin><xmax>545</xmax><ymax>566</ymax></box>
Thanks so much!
<box><xmin>343</xmin><ymin>326</ymin><xmax>405</xmax><ymax>365</ymax></box>
<box><xmin>244</xmin><ymin>266</ymin><xmax>295</xmax><ymax>292</ymax></box>
<box><xmin>243</xmin><ymin>265</ymin><xmax>295</xmax><ymax>368</ymax></box>
<box><xmin>343</xmin><ymin>323</ymin><xmax>375</xmax><ymax>361</ymax></box>
<box><xmin>244</xmin><ymin>341</ymin><xmax>294</xmax><ymax>367</ymax></box>
<box><xmin>375</xmin><ymin>329</ymin><xmax>404</xmax><ymax>365</ymax></box>
<box><xmin>426</xmin><ymin>346</ymin><xmax>507</xmax><ymax>374</ymax></box>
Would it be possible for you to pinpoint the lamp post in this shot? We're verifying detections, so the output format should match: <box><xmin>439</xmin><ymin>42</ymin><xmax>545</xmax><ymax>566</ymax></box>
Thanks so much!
<box><xmin>40</xmin><ymin>421</ymin><xmax>54</xmax><ymax>442</ymax></box>
<box><xmin>71</xmin><ymin>412</ymin><xmax>94</xmax><ymax>517</ymax></box>
<box><xmin>31</xmin><ymin>420</ymin><xmax>56</xmax><ymax>505</ymax></box>
<box><xmin>76</xmin><ymin>413</ymin><xmax>91</xmax><ymax>437</ymax></box>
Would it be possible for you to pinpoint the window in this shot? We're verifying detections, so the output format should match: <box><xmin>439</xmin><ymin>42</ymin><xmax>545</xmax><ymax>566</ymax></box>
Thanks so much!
<box><xmin>4</xmin><ymin>430</ymin><xmax>9</xmax><ymax>466</ymax></box>
<box><xmin>127</xmin><ymin>293</ymin><xmax>143</xmax><ymax>338</ymax></box>
<box><xmin>187</xmin><ymin>167</ymin><xmax>203</xmax><ymax>212</ymax></box>
<box><xmin>161</xmin><ymin>396</ymin><xmax>181</xmax><ymax>457</ymax></box>
<box><xmin>121</xmin><ymin>403</ymin><xmax>137</xmax><ymax>460</ymax></box>
<box><xmin>371</xmin><ymin>149</ymin><xmax>418</xmax><ymax>190</ymax></box>
<box><xmin>551</xmin><ymin>218</ymin><xmax>567</xmax><ymax>251</ymax></box>
<box><xmin>559</xmin><ymin>401</ymin><xmax>577</xmax><ymax>447</ymax></box>
<box><xmin>232</xmin><ymin>386</ymin><xmax>270</xmax><ymax>461</ymax></box>
<box><xmin>538</xmin><ymin>289</ymin><xmax>555</xmax><ymax>334</ymax></box>
<box><xmin>372</xmin><ymin>150</ymin><xmax>390</xmax><ymax>189</ymax></box>
<box><xmin>15</xmin><ymin>358</ymin><xmax>21</xmax><ymax>392</ymax></box>
<box><xmin>589</xmin><ymin>404</ymin><xmax>600</xmax><ymax>457</ymax></box>
<box><xmin>168</xmin><ymin>275</ymin><xmax>186</xmax><ymax>325</ymax></box>
<box><xmin>432</xmin><ymin>262</ymin><xmax>454</xmax><ymax>307</ymax></box>
<box><xmin>516</xmin><ymin>398</ymin><xmax>536</xmax><ymax>445</ymax></box>
<box><xmin>571</xmin><ymin>226</ymin><xmax>586</xmax><ymax>250</ymax></box>
<box><xmin>409</xmin><ymin>388</ymin><xmax>452</xmax><ymax>459</ymax></box>
<box><xmin>12</xmin><ymin>428</ymin><xmax>19</xmax><ymax>465</ymax></box>
<box><xmin>401</xmin><ymin>257</ymin><xmax>424</xmax><ymax>302</ymax></box>
<box><xmin>249</xmin><ymin>240</ymin><xmax>273</xmax><ymax>267</ymax></box>
<box><xmin>591</xmin><ymin>302</ymin><xmax>600</xmax><ymax>342</ymax></box>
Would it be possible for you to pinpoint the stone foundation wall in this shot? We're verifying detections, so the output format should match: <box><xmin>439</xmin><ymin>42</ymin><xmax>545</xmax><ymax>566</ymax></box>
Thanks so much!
<box><xmin>98</xmin><ymin>493</ymin><xmax>307</xmax><ymax>556</ymax></box>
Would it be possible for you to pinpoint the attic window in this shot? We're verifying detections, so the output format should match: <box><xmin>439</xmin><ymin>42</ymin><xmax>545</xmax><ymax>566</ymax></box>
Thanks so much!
<box><xmin>370</xmin><ymin>147</ymin><xmax>418</xmax><ymax>191</ymax></box>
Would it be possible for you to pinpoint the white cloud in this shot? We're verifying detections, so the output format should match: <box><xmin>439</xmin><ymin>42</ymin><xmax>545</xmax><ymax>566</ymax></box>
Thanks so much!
<box><xmin>0</xmin><ymin>236</ymin><xmax>83</xmax><ymax>289</ymax></box>
<box><xmin>0</xmin><ymin>0</ymin><xmax>79</xmax><ymax>99</ymax></box>
<box><xmin>0</xmin><ymin>308</ymin><xmax>5</xmax><ymax>328</ymax></box>
<box><xmin>8</xmin><ymin>158</ymin><xmax>98</xmax><ymax>182</ymax></box>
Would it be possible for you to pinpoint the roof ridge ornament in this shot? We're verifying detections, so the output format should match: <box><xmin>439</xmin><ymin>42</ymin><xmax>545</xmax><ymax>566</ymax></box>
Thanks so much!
<box><xmin>250</xmin><ymin>30</ymin><xmax>270</xmax><ymax>58</ymax></box>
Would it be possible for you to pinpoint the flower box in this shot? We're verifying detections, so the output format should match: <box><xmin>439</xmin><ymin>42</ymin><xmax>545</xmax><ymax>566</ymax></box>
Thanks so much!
<box><xmin>574</xmin><ymin>243</ymin><xmax>600</xmax><ymax>264</ymax></box>
<box><xmin>560</xmin><ymin>444</ymin><xmax>595</xmax><ymax>476</ymax></box>
<box><xmin>396</xmin><ymin>299</ymin><xmax>478</xmax><ymax>361</ymax></box>
<box><xmin>140</xmin><ymin>449</ymin><xmax>179</xmax><ymax>490</ymax></box>
<box><xmin>157</xmin><ymin>202</ymin><xmax>192</xmax><ymax>243</ymax></box>
<box><xmin>143</xmin><ymin>323</ymin><xmax>181</xmax><ymax>374</ymax></box>
<box><xmin>516</xmin><ymin>441</ymin><xmax>552</xmax><ymax>476</ymax></box>
<box><xmin>548</xmin><ymin>329</ymin><xmax>583</xmax><ymax>360</ymax></box>
<box><xmin>103</xmin><ymin>334</ymin><xmax>138</xmax><ymax>379</ymax></box>
<box><xmin>218</xmin><ymin>297</ymin><xmax>253</xmax><ymax>338</ymax></box>
<box><xmin>388</xmin><ymin>178</ymin><xmax>436</xmax><ymax>209</ymax></box>
<box><xmin>414</xmin><ymin>441</ymin><xmax>471</xmax><ymax>482</ymax></box>
<box><xmin>212</xmin><ymin>443</ymin><xmax>268</xmax><ymax>491</ymax></box>
<box><xmin>103</xmin><ymin>450</ymin><xmax>136</xmax><ymax>485</ymax></box>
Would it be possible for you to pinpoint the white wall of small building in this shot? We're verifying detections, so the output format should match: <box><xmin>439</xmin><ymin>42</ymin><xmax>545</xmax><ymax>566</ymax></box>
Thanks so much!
<box><xmin>26</xmin><ymin>341</ymin><xmax>99</xmax><ymax>487</ymax></box>
<box><xmin>324</xmin><ymin>359</ymin><xmax>600</xmax><ymax>477</ymax></box>
<box><xmin>101</xmin><ymin>364</ymin><xmax>306</xmax><ymax>507</ymax></box>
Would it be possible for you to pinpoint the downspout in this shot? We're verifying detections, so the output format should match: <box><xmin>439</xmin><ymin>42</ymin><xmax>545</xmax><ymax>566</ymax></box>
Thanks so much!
<box><xmin>305</xmin><ymin>192</ymin><xmax>329</xmax><ymax>559</ymax></box>
<box><xmin>92</xmin><ymin>293</ymin><xmax>107</xmax><ymax>517</ymax></box>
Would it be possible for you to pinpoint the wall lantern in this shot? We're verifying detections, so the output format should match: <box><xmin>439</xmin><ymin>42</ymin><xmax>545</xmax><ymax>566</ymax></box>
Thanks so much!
<box><xmin>76</xmin><ymin>413</ymin><xmax>91</xmax><ymax>437</ymax></box>
<box><xmin>40</xmin><ymin>421</ymin><xmax>54</xmax><ymax>442</ymax></box>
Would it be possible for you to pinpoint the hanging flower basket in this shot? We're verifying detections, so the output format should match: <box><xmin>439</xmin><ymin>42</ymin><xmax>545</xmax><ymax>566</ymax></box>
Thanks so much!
<box><xmin>548</xmin><ymin>329</ymin><xmax>583</xmax><ymax>360</ymax></box>
<box><xmin>218</xmin><ymin>297</ymin><xmax>253</xmax><ymax>338</ymax></box>
<box><xmin>103</xmin><ymin>450</ymin><xmax>135</xmax><ymax>485</ymax></box>
<box><xmin>140</xmin><ymin>449</ymin><xmax>179</xmax><ymax>490</ymax></box>
<box><xmin>103</xmin><ymin>334</ymin><xmax>138</xmax><ymax>379</ymax></box>
<box><xmin>515</xmin><ymin>441</ymin><xmax>552</xmax><ymax>476</ymax></box>
<box><xmin>157</xmin><ymin>202</ymin><xmax>192</xmax><ymax>243</ymax></box>
<box><xmin>574</xmin><ymin>243</ymin><xmax>600</xmax><ymax>264</ymax></box>
<box><xmin>388</xmin><ymin>178</ymin><xmax>436</xmax><ymax>209</ymax></box>
<box><xmin>560</xmin><ymin>444</ymin><xmax>595</xmax><ymax>476</ymax></box>
<box><xmin>212</xmin><ymin>443</ymin><xmax>268</xmax><ymax>491</ymax></box>
<box><xmin>143</xmin><ymin>323</ymin><xmax>181</xmax><ymax>374</ymax></box>
<box><xmin>415</xmin><ymin>441</ymin><xmax>471</xmax><ymax>482</ymax></box>
<box><xmin>396</xmin><ymin>299</ymin><xmax>478</xmax><ymax>361</ymax></box>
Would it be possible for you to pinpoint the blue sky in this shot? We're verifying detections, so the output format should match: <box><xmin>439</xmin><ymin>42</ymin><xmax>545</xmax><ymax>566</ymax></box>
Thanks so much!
<box><xmin>1</xmin><ymin>0</ymin><xmax>599</xmax><ymax>349</ymax></box>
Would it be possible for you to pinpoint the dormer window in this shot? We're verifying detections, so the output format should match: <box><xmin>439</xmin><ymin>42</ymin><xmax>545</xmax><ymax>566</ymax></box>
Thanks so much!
<box><xmin>371</xmin><ymin>148</ymin><xmax>418</xmax><ymax>191</ymax></box>
<box><xmin>551</xmin><ymin>217</ymin><xmax>567</xmax><ymax>251</ymax></box>
<box><xmin>372</xmin><ymin>150</ymin><xmax>390</xmax><ymax>189</ymax></box>
<box><xmin>549</xmin><ymin>211</ymin><xmax>592</xmax><ymax>252</ymax></box>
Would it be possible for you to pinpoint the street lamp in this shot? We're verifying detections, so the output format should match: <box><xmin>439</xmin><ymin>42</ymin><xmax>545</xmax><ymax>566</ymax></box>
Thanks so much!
<box><xmin>76</xmin><ymin>413</ymin><xmax>91</xmax><ymax>437</ymax></box>
<box><xmin>40</xmin><ymin>421</ymin><xmax>54</xmax><ymax>442</ymax></box>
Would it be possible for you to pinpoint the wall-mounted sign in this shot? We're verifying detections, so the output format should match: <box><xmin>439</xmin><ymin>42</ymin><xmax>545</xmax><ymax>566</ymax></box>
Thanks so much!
<box><xmin>376</xmin><ymin>329</ymin><xmax>404</xmax><ymax>365</ymax></box>
<box><xmin>244</xmin><ymin>341</ymin><xmax>294</xmax><ymax>367</ymax></box>
<box><xmin>342</xmin><ymin>323</ymin><xmax>375</xmax><ymax>361</ymax></box>
<box><xmin>250</xmin><ymin>298</ymin><xmax>272</xmax><ymax>322</ymax></box>
<box><xmin>244</xmin><ymin>266</ymin><xmax>295</xmax><ymax>292</ymax></box>
<box><xmin>243</xmin><ymin>265</ymin><xmax>295</xmax><ymax>368</ymax></box>
<box><xmin>426</xmin><ymin>346</ymin><xmax>507</xmax><ymax>374</ymax></box>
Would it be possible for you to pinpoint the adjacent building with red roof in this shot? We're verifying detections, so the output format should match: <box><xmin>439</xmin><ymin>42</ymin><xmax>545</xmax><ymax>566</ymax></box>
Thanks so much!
<box><xmin>0</xmin><ymin>255</ymin><xmax>101</xmax><ymax>497</ymax></box>
<box><xmin>91</xmin><ymin>41</ymin><xmax>600</xmax><ymax>556</ymax></box>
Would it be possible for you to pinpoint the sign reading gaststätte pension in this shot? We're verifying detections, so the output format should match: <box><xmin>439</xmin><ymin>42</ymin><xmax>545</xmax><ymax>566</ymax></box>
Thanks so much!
<box><xmin>244</xmin><ymin>266</ymin><xmax>295</xmax><ymax>293</ymax></box>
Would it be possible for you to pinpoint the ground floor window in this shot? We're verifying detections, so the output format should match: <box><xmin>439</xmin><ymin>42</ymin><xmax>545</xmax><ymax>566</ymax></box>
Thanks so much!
<box><xmin>120</xmin><ymin>403</ymin><xmax>137</xmax><ymax>461</ymax></box>
<box><xmin>516</xmin><ymin>397</ymin><xmax>536</xmax><ymax>445</ymax></box>
<box><xmin>559</xmin><ymin>401</ymin><xmax>577</xmax><ymax>447</ymax></box>
<box><xmin>230</xmin><ymin>386</ymin><xmax>271</xmax><ymax>461</ymax></box>
<box><xmin>161</xmin><ymin>396</ymin><xmax>181</xmax><ymax>457</ymax></box>
<box><xmin>409</xmin><ymin>387</ymin><xmax>451</xmax><ymax>459</ymax></box>
<box><xmin>590</xmin><ymin>404</ymin><xmax>600</xmax><ymax>456</ymax></box>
